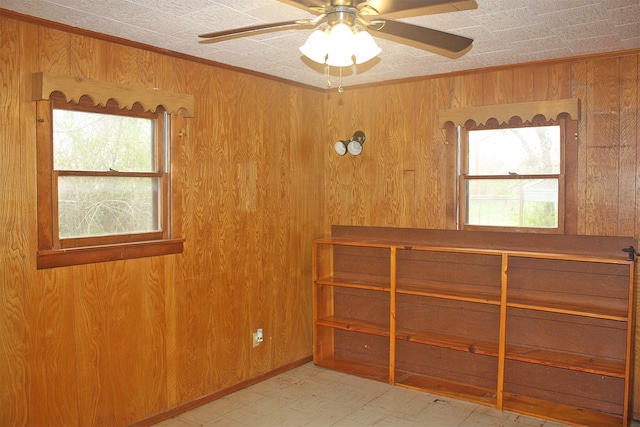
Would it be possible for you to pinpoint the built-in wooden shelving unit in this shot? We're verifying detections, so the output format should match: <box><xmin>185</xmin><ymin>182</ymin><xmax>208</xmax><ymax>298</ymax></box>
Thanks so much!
<box><xmin>312</xmin><ymin>226</ymin><xmax>637</xmax><ymax>427</ymax></box>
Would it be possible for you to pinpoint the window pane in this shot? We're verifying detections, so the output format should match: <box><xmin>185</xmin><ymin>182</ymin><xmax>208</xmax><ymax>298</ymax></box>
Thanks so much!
<box><xmin>58</xmin><ymin>176</ymin><xmax>159</xmax><ymax>238</ymax></box>
<box><xmin>466</xmin><ymin>178</ymin><xmax>558</xmax><ymax>228</ymax></box>
<box><xmin>468</xmin><ymin>126</ymin><xmax>560</xmax><ymax>175</ymax></box>
<box><xmin>53</xmin><ymin>109</ymin><xmax>154</xmax><ymax>172</ymax></box>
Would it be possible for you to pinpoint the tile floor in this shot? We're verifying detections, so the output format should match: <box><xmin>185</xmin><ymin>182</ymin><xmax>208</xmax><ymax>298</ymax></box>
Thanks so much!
<box><xmin>154</xmin><ymin>362</ymin><xmax>593</xmax><ymax>427</ymax></box>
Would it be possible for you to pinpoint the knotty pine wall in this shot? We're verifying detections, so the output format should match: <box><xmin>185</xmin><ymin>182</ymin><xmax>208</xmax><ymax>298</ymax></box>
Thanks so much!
<box><xmin>2</xmin><ymin>10</ymin><xmax>640</xmax><ymax>426</ymax></box>
<box><xmin>0</xmin><ymin>13</ymin><xmax>324</xmax><ymax>426</ymax></box>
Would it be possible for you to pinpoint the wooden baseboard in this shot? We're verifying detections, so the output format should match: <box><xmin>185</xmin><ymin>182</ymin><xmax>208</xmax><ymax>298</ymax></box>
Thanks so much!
<box><xmin>128</xmin><ymin>356</ymin><xmax>313</xmax><ymax>427</ymax></box>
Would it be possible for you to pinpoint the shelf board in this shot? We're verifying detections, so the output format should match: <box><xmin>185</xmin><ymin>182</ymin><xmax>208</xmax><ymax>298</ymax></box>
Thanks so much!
<box><xmin>314</xmin><ymin>237</ymin><xmax>395</xmax><ymax>248</ymax></box>
<box><xmin>395</xmin><ymin>371</ymin><xmax>497</xmax><ymax>406</ymax></box>
<box><xmin>316</xmin><ymin>276</ymin><xmax>390</xmax><ymax>292</ymax></box>
<box><xmin>314</xmin><ymin>356</ymin><xmax>389</xmax><ymax>383</ymax></box>
<box><xmin>316</xmin><ymin>315</ymin><xmax>390</xmax><ymax>337</ymax></box>
<box><xmin>397</xmin><ymin>281</ymin><xmax>501</xmax><ymax>305</ymax></box>
<box><xmin>507</xmin><ymin>299</ymin><xmax>628</xmax><ymax>321</ymax></box>
<box><xmin>396</xmin><ymin>327</ymin><xmax>499</xmax><ymax>357</ymax></box>
<box><xmin>505</xmin><ymin>344</ymin><xmax>626</xmax><ymax>377</ymax></box>
<box><xmin>503</xmin><ymin>393</ymin><xmax>624</xmax><ymax>427</ymax></box>
<box><xmin>398</xmin><ymin>244</ymin><xmax>505</xmax><ymax>257</ymax></box>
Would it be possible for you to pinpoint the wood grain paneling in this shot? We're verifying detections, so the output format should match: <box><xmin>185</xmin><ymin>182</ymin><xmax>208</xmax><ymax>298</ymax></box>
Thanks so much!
<box><xmin>584</xmin><ymin>59</ymin><xmax>622</xmax><ymax>237</ymax></box>
<box><xmin>0</xmin><ymin>231</ymin><xmax>28</xmax><ymax>427</ymax></box>
<box><xmin>1</xmin><ymin>10</ymin><xmax>640</xmax><ymax>426</ymax></box>
<box><xmin>40</xmin><ymin>267</ymin><xmax>79</xmax><ymax>425</ymax></box>
<box><xmin>482</xmin><ymin>69</ymin><xmax>514</xmax><ymax>105</ymax></box>
<box><xmin>0</xmin><ymin>16</ymin><xmax>29</xmax><ymax>427</ymax></box>
<box><xmin>19</xmin><ymin>20</ymin><xmax>50</xmax><ymax>427</ymax></box>
<box><xmin>1</xmin><ymin>12</ymin><xmax>323</xmax><ymax>426</ymax></box>
<box><xmin>69</xmin><ymin>31</ymin><xmax>105</xmax><ymax>80</ymax></box>
<box><xmin>618</xmin><ymin>56</ymin><xmax>638</xmax><ymax>236</ymax></box>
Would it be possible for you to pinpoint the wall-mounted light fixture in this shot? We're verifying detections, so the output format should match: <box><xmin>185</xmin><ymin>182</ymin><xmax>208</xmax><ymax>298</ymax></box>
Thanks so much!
<box><xmin>334</xmin><ymin>130</ymin><xmax>366</xmax><ymax>156</ymax></box>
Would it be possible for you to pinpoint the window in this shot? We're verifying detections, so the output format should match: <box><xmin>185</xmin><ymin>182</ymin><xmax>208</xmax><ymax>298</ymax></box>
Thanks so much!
<box><xmin>54</xmin><ymin>99</ymin><xmax>166</xmax><ymax>240</ymax></box>
<box><xmin>459</xmin><ymin>116</ymin><xmax>573</xmax><ymax>233</ymax></box>
<box><xmin>36</xmin><ymin>95</ymin><xmax>183</xmax><ymax>268</ymax></box>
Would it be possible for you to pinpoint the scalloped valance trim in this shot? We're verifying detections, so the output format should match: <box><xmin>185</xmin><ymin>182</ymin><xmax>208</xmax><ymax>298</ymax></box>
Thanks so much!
<box><xmin>32</xmin><ymin>72</ymin><xmax>194</xmax><ymax>117</ymax></box>
<box><xmin>439</xmin><ymin>98</ymin><xmax>579</xmax><ymax>128</ymax></box>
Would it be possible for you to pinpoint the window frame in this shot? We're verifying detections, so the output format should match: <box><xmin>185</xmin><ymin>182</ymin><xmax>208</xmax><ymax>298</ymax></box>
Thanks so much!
<box><xmin>36</xmin><ymin>94</ymin><xmax>183</xmax><ymax>269</ymax></box>
<box><xmin>458</xmin><ymin>115</ymin><xmax>575</xmax><ymax>234</ymax></box>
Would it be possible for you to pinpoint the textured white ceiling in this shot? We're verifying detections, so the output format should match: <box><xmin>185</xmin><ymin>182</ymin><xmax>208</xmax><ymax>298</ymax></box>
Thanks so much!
<box><xmin>2</xmin><ymin>0</ymin><xmax>639</xmax><ymax>89</ymax></box>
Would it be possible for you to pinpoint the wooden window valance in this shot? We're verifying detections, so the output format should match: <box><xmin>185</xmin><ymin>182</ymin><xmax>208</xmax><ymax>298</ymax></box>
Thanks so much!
<box><xmin>32</xmin><ymin>72</ymin><xmax>195</xmax><ymax>117</ymax></box>
<box><xmin>438</xmin><ymin>98</ymin><xmax>579</xmax><ymax>128</ymax></box>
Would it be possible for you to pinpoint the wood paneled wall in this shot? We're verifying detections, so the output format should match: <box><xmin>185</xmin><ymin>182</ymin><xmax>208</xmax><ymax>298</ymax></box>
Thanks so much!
<box><xmin>324</xmin><ymin>56</ymin><xmax>638</xmax><ymax>237</ymax></box>
<box><xmin>324</xmin><ymin>53</ymin><xmax>640</xmax><ymax>416</ymax></box>
<box><xmin>1</xmin><ymin>10</ymin><xmax>640</xmax><ymax>426</ymax></box>
<box><xmin>0</xmin><ymin>14</ymin><xmax>324</xmax><ymax>426</ymax></box>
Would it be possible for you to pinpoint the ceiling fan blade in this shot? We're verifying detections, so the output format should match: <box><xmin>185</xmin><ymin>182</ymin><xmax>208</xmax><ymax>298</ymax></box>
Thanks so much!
<box><xmin>358</xmin><ymin>0</ymin><xmax>477</xmax><ymax>18</ymax></box>
<box><xmin>199</xmin><ymin>20</ymin><xmax>312</xmax><ymax>43</ymax></box>
<box><xmin>278</xmin><ymin>0</ymin><xmax>328</xmax><ymax>13</ymax></box>
<box><xmin>371</xmin><ymin>19</ymin><xmax>473</xmax><ymax>58</ymax></box>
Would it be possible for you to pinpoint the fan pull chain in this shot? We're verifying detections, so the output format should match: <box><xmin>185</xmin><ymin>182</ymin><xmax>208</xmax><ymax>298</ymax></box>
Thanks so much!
<box><xmin>325</xmin><ymin>65</ymin><xmax>344</xmax><ymax>92</ymax></box>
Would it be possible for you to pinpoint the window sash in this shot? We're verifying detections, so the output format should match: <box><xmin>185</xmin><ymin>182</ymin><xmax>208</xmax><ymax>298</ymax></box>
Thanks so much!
<box><xmin>459</xmin><ymin>117</ymin><xmax>568</xmax><ymax>233</ymax></box>
<box><xmin>54</xmin><ymin>171</ymin><xmax>165</xmax><ymax>244</ymax></box>
<box><xmin>460</xmin><ymin>175</ymin><xmax>562</xmax><ymax>229</ymax></box>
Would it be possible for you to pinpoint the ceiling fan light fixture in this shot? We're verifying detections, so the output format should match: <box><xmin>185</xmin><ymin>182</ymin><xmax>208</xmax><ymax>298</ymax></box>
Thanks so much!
<box><xmin>299</xmin><ymin>29</ymin><xmax>330</xmax><ymax>64</ymax></box>
<box><xmin>326</xmin><ymin>50</ymin><xmax>355</xmax><ymax>67</ymax></box>
<box><xmin>325</xmin><ymin>23</ymin><xmax>355</xmax><ymax>67</ymax></box>
<box><xmin>301</xmin><ymin>21</ymin><xmax>382</xmax><ymax>68</ymax></box>
<box><xmin>353</xmin><ymin>30</ymin><xmax>381</xmax><ymax>64</ymax></box>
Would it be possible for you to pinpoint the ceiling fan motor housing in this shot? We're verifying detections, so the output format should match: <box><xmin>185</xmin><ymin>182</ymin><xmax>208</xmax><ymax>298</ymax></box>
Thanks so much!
<box><xmin>327</xmin><ymin>6</ymin><xmax>358</xmax><ymax>26</ymax></box>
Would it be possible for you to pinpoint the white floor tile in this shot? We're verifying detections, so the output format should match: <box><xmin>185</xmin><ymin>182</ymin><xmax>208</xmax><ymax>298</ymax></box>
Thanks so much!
<box><xmin>153</xmin><ymin>363</ymin><xmax>577</xmax><ymax>427</ymax></box>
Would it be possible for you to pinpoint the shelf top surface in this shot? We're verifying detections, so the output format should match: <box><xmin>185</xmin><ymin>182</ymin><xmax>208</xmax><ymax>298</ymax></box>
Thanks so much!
<box><xmin>316</xmin><ymin>226</ymin><xmax>637</xmax><ymax>264</ymax></box>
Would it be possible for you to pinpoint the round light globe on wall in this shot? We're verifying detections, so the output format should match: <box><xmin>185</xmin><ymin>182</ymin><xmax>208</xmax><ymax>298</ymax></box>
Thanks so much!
<box><xmin>347</xmin><ymin>140</ymin><xmax>363</xmax><ymax>156</ymax></box>
<box><xmin>334</xmin><ymin>140</ymin><xmax>347</xmax><ymax>156</ymax></box>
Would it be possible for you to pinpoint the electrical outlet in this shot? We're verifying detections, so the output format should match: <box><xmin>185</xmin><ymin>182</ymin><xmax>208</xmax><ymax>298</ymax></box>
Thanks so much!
<box><xmin>252</xmin><ymin>328</ymin><xmax>264</xmax><ymax>347</ymax></box>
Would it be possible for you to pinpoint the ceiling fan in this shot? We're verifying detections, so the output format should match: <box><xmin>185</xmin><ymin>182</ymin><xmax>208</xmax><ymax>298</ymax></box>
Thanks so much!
<box><xmin>198</xmin><ymin>0</ymin><xmax>477</xmax><ymax>65</ymax></box>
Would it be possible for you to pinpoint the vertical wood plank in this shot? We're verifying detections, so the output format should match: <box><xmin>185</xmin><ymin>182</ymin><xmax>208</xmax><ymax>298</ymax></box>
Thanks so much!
<box><xmin>0</xmin><ymin>37</ymin><xmax>28</xmax><ymax>414</ymax></box>
<box><xmin>512</xmin><ymin>66</ymin><xmax>535</xmax><ymax>103</ymax></box>
<box><xmin>40</xmin><ymin>268</ymin><xmax>79</xmax><ymax>425</ymax></box>
<box><xmin>482</xmin><ymin>69</ymin><xmax>514</xmax><ymax>106</ymax></box>
<box><xmin>38</xmin><ymin>25</ymin><xmax>70</xmax><ymax>74</ymax></box>
<box><xmin>543</xmin><ymin>62</ymin><xmax>573</xmax><ymax>100</ymax></box>
<box><xmin>0</xmin><ymin>234</ymin><xmax>28</xmax><ymax>427</ymax></box>
<box><xmin>449</xmin><ymin>72</ymin><xmax>484</xmax><ymax>109</ymax></box>
<box><xmin>584</xmin><ymin>58</ymin><xmax>621</xmax><ymax>236</ymax></box>
<box><xmin>19</xmin><ymin>19</ymin><xmax>52</xmax><ymax>427</ymax></box>
<box><xmin>69</xmin><ymin>31</ymin><xmax>106</xmax><ymax>80</ymax></box>
<box><xmin>618</xmin><ymin>56</ymin><xmax>638</xmax><ymax>235</ymax></box>
<box><xmin>109</xmin><ymin>260</ymin><xmax>144</xmax><ymax>425</ymax></box>
<box><xmin>73</xmin><ymin>264</ymin><xmax>116</xmax><ymax>427</ymax></box>
<box><xmin>284</xmin><ymin>86</ymin><xmax>323</xmax><ymax>363</ymax></box>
